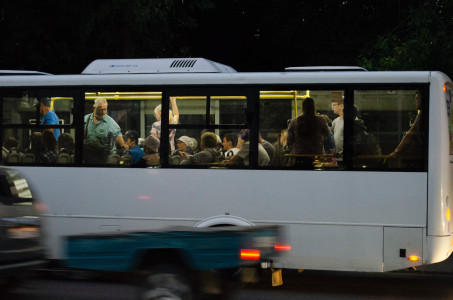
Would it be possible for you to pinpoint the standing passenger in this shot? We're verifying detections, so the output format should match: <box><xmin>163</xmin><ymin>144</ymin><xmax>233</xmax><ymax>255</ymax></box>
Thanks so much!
<box><xmin>388</xmin><ymin>92</ymin><xmax>423</xmax><ymax>160</ymax></box>
<box><xmin>287</xmin><ymin>97</ymin><xmax>329</xmax><ymax>167</ymax></box>
<box><xmin>330</xmin><ymin>98</ymin><xmax>344</xmax><ymax>154</ymax></box>
<box><xmin>35</xmin><ymin>97</ymin><xmax>61</xmax><ymax>141</ymax></box>
<box><xmin>84</xmin><ymin>98</ymin><xmax>128</xmax><ymax>164</ymax></box>
<box><xmin>151</xmin><ymin>97</ymin><xmax>179</xmax><ymax>151</ymax></box>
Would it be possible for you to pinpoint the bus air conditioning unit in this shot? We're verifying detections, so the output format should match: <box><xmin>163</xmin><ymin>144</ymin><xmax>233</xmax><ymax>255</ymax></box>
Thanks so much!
<box><xmin>82</xmin><ymin>58</ymin><xmax>237</xmax><ymax>74</ymax></box>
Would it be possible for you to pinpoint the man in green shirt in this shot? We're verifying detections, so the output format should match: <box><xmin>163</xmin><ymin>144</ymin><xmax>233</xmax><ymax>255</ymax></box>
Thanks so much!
<box><xmin>84</xmin><ymin>98</ymin><xmax>128</xmax><ymax>164</ymax></box>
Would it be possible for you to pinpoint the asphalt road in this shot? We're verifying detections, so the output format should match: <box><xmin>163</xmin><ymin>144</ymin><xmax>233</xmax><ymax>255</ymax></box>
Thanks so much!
<box><xmin>4</xmin><ymin>269</ymin><xmax>453</xmax><ymax>299</ymax></box>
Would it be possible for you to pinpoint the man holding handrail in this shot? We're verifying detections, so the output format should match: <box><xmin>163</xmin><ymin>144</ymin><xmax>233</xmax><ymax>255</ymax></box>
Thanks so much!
<box><xmin>83</xmin><ymin>98</ymin><xmax>128</xmax><ymax>164</ymax></box>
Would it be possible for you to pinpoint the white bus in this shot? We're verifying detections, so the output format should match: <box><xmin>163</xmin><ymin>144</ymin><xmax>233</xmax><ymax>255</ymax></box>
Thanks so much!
<box><xmin>1</xmin><ymin>58</ymin><xmax>452</xmax><ymax>272</ymax></box>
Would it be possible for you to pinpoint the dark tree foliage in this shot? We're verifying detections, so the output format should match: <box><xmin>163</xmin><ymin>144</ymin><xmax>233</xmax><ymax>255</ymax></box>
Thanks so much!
<box><xmin>0</xmin><ymin>0</ymin><xmax>451</xmax><ymax>77</ymax></box>
<box><xmin>190</xmin><ymin>0</ymin><xmax>409</xmax><ymax>71</ymax></box>
<box><xmin>0</xmin><ymin>0</ymin><xmax>213</xmax><ymax>73</ymax></box>
<box><xmin>359</xmin><ymin>0</ymin><xmax>453</xmax><ymax>77</ymax></box>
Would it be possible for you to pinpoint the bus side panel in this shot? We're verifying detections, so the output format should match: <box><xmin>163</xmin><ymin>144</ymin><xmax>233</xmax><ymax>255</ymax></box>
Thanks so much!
<box><xmin>383</xmin><ymin>227</ymin><xmax>423</xmax><ymax>271</ymax></box>
<box><xmin>275</xmin><ymin>224</ymin><xmax>384</xmax><ymax>272</ymax></box>
<box><xmin>17</xmin><ymin>167</ymin><xmax>428</xmax><ymax>273</ymax></box>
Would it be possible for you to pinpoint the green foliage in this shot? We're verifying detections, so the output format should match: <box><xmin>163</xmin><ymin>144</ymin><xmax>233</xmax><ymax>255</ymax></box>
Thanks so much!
<box><xmin>358</xmin><ymin>1</ymin><xmax>453</xmax><ymax>77</ymax></box>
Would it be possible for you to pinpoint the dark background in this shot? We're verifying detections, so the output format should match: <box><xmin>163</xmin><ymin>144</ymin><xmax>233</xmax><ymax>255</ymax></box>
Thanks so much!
<box><xmin>1</xmin><ymin>0</ymin><xmax>452</xmax><ymax>77</ymax></box>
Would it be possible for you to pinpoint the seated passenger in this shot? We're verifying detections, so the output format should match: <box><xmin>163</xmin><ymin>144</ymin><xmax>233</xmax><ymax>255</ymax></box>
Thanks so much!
<box><xmin>287</xmin><ymin>97</ymin><xmax>329</xmax><ymax>167</ymax></box>
<box><xmin>190</xmin><ymin>138</ymin><xmax>198</xmax><ymax>153</ymax></box>
<box><xmin>260</xmin><ymin>133</ymin><xmax>275</xmax><ymax>165</ymax></box>
<box><xmin>174</xmin><ymin>136</ymin><xmax>194</xmax><ymax>156</ymax></box>
<box><xmin>272</xmin><ymin>129</ymin><xmax>289</xmax><ymax>167</ymax></box>
<box><xmin>169</xmin><ymin>136</ymin><xmax>194</xmax><ymax>165</ymax></box>
<box><xmin>57</xmin><ymin>133</ymin><xmax>75</xmax><ymax>154</ymax></box>
<box><xmin>124</xmin><ymin>130</ymin><xmax>146</xmax><ymax>165</ymax></box>
<box><xmin>215</xmin><ymin>135</ymin><xmax>223</xmax><ymax>152</ymax></box>
<box><xmin>180</xmin><ymin>132</ymin><xmax>220</xmax><ymax>165</ymax></box>
<box><xmin>2</xmin><ymin>136</ymin><xmax>19</xmax><ymax>160</ymax></box>
<box><xmin>40</xmin><ymin>131</ymin><xmax>57</xmax><ymax>163</ymax></box>
<box><xmin>221</xmin><ymin>133</ymin><xmax>240</xmax><ymax>159</ymax></box>
<box><xmin>134</xmin><ymin>135</ymin><xmax>160</xmax><ymax>167</ymax></box>
<box><xmin>221</xmin><ymin>129</ymin><xmax>270</xmax><ymax>167</ymax></box>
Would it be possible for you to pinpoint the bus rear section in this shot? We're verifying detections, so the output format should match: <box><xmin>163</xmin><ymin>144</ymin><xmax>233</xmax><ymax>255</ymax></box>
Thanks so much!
<box><xmin>424</xmin><ymin>74</ymin><xmax>453</xmax><ymax>266</ymax></box>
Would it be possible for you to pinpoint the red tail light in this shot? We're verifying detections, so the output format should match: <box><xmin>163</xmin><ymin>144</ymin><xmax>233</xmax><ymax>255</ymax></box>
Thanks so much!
<box><xmin>274</xmin><ymin>244</ymin><xmax>292</xmax><ymax>251</ymax></box>
<box><xmin>240</xmin><ymin>249</ymin><xmax>261</xmax><ymax>260</ymax></box>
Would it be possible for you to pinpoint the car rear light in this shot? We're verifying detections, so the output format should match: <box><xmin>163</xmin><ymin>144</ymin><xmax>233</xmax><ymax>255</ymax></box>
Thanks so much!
<box><xmin>274</xmin><ymin>244</ymin><xmax>292</xmax><ymax>252</ymax></box>
<box><xmin>240</xmin><ymin>249</ymin><xmax>261</xmax><ymax>260</ymax></box>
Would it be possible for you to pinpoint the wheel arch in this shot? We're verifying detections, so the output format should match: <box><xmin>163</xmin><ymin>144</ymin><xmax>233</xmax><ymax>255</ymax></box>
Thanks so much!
<box><xmin>194</xmin><ymin>215</ymin><xmax>255</xmax><ymax>227</ymax></box>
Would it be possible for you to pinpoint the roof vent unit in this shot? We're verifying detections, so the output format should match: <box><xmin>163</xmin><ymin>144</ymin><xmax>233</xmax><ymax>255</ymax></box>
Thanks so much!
<box><xmin>285</xmin><ymin>66</ymin><xmax>367</xmax><ymax>72</ymax></box>
<box><xmin>82</xmin><ymin>58</ymin><xmax>237</xmax><ymax>74</ymax></box>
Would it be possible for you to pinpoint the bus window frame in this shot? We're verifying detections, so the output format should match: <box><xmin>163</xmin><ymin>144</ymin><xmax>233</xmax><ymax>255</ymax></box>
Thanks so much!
<box><xmin>163</xmin><ymin>87</ymin><xmax>259</xmax><ymax>168</ymax></box>
<box><xmin>0</xmin><ymin>87</ymin><xmax>81</xmax><ymax>165</ymax></box>
<box><xmin>347</xmin><ymin>84</ymin><xmax>429</xmax><ymax>172</ymax></box>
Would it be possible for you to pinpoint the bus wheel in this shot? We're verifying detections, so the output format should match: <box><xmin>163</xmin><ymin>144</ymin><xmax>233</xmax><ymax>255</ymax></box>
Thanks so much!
<box><xmin>139</xmin><ymin>264</ymin><xmax>193</xmax><ymax>300</ymax></box>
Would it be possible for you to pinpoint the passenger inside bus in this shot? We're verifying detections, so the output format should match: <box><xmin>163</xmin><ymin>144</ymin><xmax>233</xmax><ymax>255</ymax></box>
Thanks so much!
<box><xmin>57</xmin><ymin>133</ymin><xmax>75</xmax><ymax>155</ymax></box>
<box><xmin>83</xmin><ymin>98</ymin><xmax>128</xmax><ymax>164</ymax></box>
<box><xmin>2</xmin><ymin>136</ymin><xmax>19</xmax><ymax>160</ymax></box>
<box><xmin>221</xmin><ymin>133</ymin><xmax>240</xmax><ymax>159</ymax></box>
<box><xmin>287</xmin><ymin>97</ymin><xmax>330</xmax><ymax>168</ymax></box>
<box><xmin>134</xmin><ymin>135</ymin><xmax>160</xmax><ymax>168</ymax></box>
<box><xmin>320</xmin><ymin>115</ymin><xmax>335</xmax><ymax>155</ymax></box>
<box><xmin>259</xmin><ymin>133</ymin><xmax>275</xmax><ymax>165</ymax></box>
<box><xmin>169</xmin><ymin>136</ymin><xmax>194</xmax><ymax>165</ymax></box>
<box><xmin>124</xmin><ymin>130</ymin><xmax>145</xmax><ymax>165</ymax></box>
<box><xmin>151</xmin><ymin>97</ymin><xmax>179</xmax><ymax>152</ymax></box>
<box><xmin>40</xmin><ymin>130</ymin><xmax>57</xmax><ymax>163</ymax></box>
<box><xmin>387</xmin><ymin>91</ymin><xmax>423</xmax><ymax>167</ymax></box>
<box><xmin>221</xmin><ymin>129</ymin><xmax>270</xmax><ymax>167</ymax></box>
<box><xmin>180</xmin><ymin>132</ymin><xmax>220</xmax><ymax>165</ymax></box>
<box><xmin>330</xmin><ymin>98</ymin><xmax>344</xmax><ymax>155</ymax></box>
<box><xmin>34</xmin><ymin>97</ymin><xmax>61</xmax><ymax>141</ymax></box>
<box><xmin>271</xmin><ymin>129</ymin><xmax>289</xmax><ymax>167</ymax></box>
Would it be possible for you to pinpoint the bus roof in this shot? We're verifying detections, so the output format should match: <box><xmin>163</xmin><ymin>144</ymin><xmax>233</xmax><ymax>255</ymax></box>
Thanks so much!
<box><xmin>285</xmin><ymin>66</ymin><xmax>367</xmax><ymax>72</ymax></box>
<box><xmin>0</xmin><ymin>70</ymin><xmax>52</xmax><ymax>76</ymax></box>
<box><xmin>0</xmin><ymin>71</ymin><xmax>441</xmax><ymax>87</ymax></box>
<box><xmin>82</xmin><ymin>58</ymin><xmax>237</xmax><ymax>74</ymax></box>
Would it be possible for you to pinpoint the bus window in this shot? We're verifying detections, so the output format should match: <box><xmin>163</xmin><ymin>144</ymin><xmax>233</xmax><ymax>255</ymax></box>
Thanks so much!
<box><xmin>83</xmin><ymin>91</ymin><xmax>161</xmax><ymax>166</ymax></box>
<box><xmin>259</xmin><ymin>89</ymin><xmax>343</xmax><ymax>169</ymax></box>
<box><xmin>2</xmin><ymin>90</ymin><xmax>74</xmax><ymax>165</ymax></box>
<box><xmin>352</xmin><ymin>89</ymin><xmax>425</xmax><ymax>170</ymax></box>
<box><xmin>169</xmin><ymin>94</ymin><xmax>247</xmax><ymax>167</ymax></box>
<box><xmin>447</xmin><ymin>84</ymin><xmax>453</xmax><ymax>156</ymax></box>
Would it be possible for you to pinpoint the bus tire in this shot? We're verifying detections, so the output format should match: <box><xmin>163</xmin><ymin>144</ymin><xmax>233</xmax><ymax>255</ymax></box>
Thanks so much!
<box><xmin>139</xmin><ymin>264</ymin><xmax>193</xmax><ymax>300</ymax></box>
